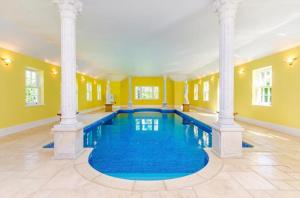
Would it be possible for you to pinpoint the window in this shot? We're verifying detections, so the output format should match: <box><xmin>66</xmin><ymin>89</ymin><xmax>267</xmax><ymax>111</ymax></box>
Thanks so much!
<box><xmin>203</xmin><ymin>81</ymin><xmax>209</xmax><ymax>101</ymax></box>
<box><xmin>97</xmin><ymin>84</ymin><xmax>101</xmax><ymax>100</ymax></box>
<box><xmin>86</xmin><ymin>82</ymin><xmax>93</xmax><ymax>101</ymax></box>
<box><xmin>252</xmin><ymin>66</ymin><xmax>272</xmax><ymax>106</ymax></box>
<box><xmin>194</xmin><ymin>84</ymin><xmax>199</xmax><ymax>100</ymax></box>
<box><xmin>135</xmin><ymin>86</ymin><xmax>159</xmax><ymax>100</ymax></box>
<box><xmin>25</xmin><ymin>69</ymin><xmax>43</xmax><ymax>105</ymax></box>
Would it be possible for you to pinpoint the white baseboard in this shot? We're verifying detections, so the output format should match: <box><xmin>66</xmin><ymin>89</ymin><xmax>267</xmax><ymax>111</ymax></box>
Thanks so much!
<box><xmin>0</xmin><ymin>106</ymin><xmax>104</xmax><ymax>138</ymax></box>
<box><xmin>236</xmin><ymin>115</ymin><xmax>300</xmax><ymax>138</ymax></box>
<box><xmin>191</xmin><ymin>106</ymin><xmax>216</xmax><ymax>114</ymax></box>
<box><xmin>0</xmin><ymin>116</ymin><xmax>59</xmax><ymax>138</ymax></box>
<box><xmin>119</xmin><ymin>105</ymin><xmax>166</xmax><ymax>108</ymax></box>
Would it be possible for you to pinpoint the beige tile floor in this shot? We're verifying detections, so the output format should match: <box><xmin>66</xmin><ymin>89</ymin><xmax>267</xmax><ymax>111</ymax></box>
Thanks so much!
<box><xmin>0</xmin><ymin>108</ymin><xmax>300</xmax><ymax>198</ymax></box>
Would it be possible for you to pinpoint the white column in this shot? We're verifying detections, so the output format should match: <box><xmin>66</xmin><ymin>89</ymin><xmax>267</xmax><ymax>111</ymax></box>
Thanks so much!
<box><xmin>162</xmin><ymin>75</ymin><xmax>167</xmax><ymax>108</ymax></box>
<box><xmin>128</xmin><ymin>76</ymin><xmax>133</xmax><ymax>108</ymax></box>
<box><xmin>52</xmin><ymin>0</ymin><xmax>83</xmax><ymax>159</ymax></box>
<box><xmin>212</xmin><ymin>0</ymin><xmax>243</xmax><ymax>158</ymax></box>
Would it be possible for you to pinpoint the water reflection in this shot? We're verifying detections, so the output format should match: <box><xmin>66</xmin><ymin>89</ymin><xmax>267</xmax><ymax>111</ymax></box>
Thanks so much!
<box><xmin>135</xmin><ymin>118</ymin><xmax>159</xmax><ymax>131</ymax></box>
<box><xmin>84</xmin><ymin>113</ymin><xmax>212</xmax><ymax>149</ymax></box>
<box><xmin>184</xmin><ymin>125</ymin><xmax>211</xmax><ymax>148</ymax></box>
<box><xmin>84</xmin><ymin>125</ymin><xmax>102</xmax><ymax>147</ymax></box>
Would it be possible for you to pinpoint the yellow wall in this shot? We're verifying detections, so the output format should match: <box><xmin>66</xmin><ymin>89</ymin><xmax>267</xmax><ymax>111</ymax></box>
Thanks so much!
<box><xmin>235</xmin><ymin>46</ymin><xmax>300</xmax><ymax>129</ymax></box>
<box><xmin>188</xmin><ymin>74</ymin><xmax>219</xmax><ymax>113</ymax></box>
<box><xmin>131</xmin><ymin>76</ymin><xmax>163</xmax><ymax>105</ymax></box>
<box><xmin>173</xmin><ymin>81</ymin><xmax>184</xmax><ymax>106</ymax></box>
<box><xmin>190</xmin><ymin>46</ymin><xmax>300</xmax><ymax>129</ymax></box>
<box><xmin>2</xmin><ymin>44</ymin><xmax>299</xmax><ymax>130</ymax></box>
<box><xmin>0</xmin><ymin>47</ymin><xmax>103</xmax><ymax>129</ymax></box>
<box><xmin>77</xmin><ymin>74</ymin><xmax>105</xmax><ymax>111</ymax></box>
<box><xmin>120</xmin><ymin>78</ymin><xmax>128</xmax><ymax>106</ymax></box>
<box><xmin>167</xmin><ymin>78</ymin><xmax>174</xmax><ymax>106</ymax></box>
<box><xmin>110</xmin><ymin>81</ymin><xmax>121</xmax><ymax>106</ymax></box>
<box><xmin>118</xmin><ymin>76</ymin><xmax>176</xmax><ymax>106</ymax></box>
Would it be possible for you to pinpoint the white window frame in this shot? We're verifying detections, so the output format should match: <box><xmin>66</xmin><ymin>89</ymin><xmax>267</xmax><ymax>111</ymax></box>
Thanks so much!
<box><xmin>25</xmin><ymin>68</ymin><xmax>44</xmax><ymax>106</ymax></box>
<box><xmin>135</xmin><ymin>86</ymin><xmax>159</xmax><ymax>100</ymax></box>
<box><xmin>203</xmin><ymin>81</ymin><xmax>209</xmax><ymax>101</ymax></box>
<box><xmin>252</xmin><ymin>66</ymin><xmax>272</xmax><ymax>106</ymax></box>
<box><xmin>97</xmin><ymin>84</ymin><xmax>101</xmax><ymax>101</ymax></box>
<box><xmin>194</xmin><ymin>84</ymin><xmax>199</xmax><ymax>100</ymax></box>
<box><xmin>86</xmin><ymin>82</ymin><xmax>93</xmax><ymax>101</ymax></box>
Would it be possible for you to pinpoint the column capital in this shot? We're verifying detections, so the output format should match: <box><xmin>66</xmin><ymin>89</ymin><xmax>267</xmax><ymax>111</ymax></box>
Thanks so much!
<box><xmin>214</xmin><ymin>0</ymin><xmax>241</xmax><ymax>22</ymax></box>
<box><xmin>54</xmin><ymin>0</ymin><xmax>82</xmax><ymax>18</ymax></box>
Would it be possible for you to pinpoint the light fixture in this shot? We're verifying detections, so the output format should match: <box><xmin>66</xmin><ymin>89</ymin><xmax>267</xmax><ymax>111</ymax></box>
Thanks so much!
<box><xmin>81</xmin><ymin>76</ymin><xmax>85</xmax><ymax>82</ymax></box>
<box><xmin>239</xmin><ymin>68</ymin><xmax>245</xmax><ymax>75</ymax></box>
<box><xmin>210</xmin><ymin>76</ymin><xmax>215</xmax><ymax>81</ymax></box>
<box><xmin>51</xmin><ymin>68</ymin><xmax>58</xmax><ymax>76</ymax></box>
<box><xmin>94</xmin><ymin>80</ymin><xmax>97</xmax><ymax>84</ymax></box>
<box><xmin>1</xmin><ymin>57</ymin><xmax>12</xmax><ymax>66</ymax></box>
<box><xmin>286</xmin><ymin>56</ymin><xmax>297</xmax><ymax>66</ymax></box>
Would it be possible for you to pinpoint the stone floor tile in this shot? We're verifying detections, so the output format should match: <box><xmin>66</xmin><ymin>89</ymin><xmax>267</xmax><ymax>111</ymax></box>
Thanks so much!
<box><xmin>228</xmin><ymin>171</ymin><xmax>275</xmax><ymax>190</ymax></box>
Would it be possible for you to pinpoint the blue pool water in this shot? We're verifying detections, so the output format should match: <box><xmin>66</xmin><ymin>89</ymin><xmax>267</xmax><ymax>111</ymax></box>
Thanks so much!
<box><xmin>88</xmin><ymin>112</ymin><xmax>210</xmax><ymax>180</ymax></box>
<box><xmin>44</xmin><ymin>109</ymin><xmax>253</xmax><ymax>180</ymax></box>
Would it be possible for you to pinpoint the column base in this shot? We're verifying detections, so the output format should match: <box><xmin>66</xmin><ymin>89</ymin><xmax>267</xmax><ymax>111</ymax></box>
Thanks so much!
<box><xmin>211</xmin><ymin>122</ymin><xmax>244</xmax><ymax>158</ymax></box>
<box><xmin>52</xmin><ymin>123</ymin><xmax>84</xmax><ymax>159</ymax></box>
<box><xmin>162</xmin><ymin>103</ymin><xmax>167</xmax><ymax>108</ymax></box>
<box><xmin>182</xmin><ymin>104</ymin><xmax>190</xmax><ymax>112</ymax></box>
<box><xmin>128</xmin><ymin>102</ymin><xmax>133</xmax><ymax>109</ymax></box>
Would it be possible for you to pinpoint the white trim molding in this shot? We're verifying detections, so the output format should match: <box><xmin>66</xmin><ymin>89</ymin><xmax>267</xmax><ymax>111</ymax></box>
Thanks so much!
<box><xmin>0</xmin><ymin>106</ymin><xmax>104</xmax><ymax>138</ymax></box>
<box><xmin>0</xmin><ymin>116</ymin><xmax>59</xmax><ymax>138</ymax></box>
<box><xmin>236</xmin><ymin>115</ymin><xmax>300</xmax><ymax>138</ymax></box>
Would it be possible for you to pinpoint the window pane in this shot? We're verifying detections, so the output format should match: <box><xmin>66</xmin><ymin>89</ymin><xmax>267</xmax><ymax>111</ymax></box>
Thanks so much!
<box><xmin>252</xmin><ymin>66</ymin><xmax>272</xmax><ymax>106</ymax></box>
<box><xmin>135</xmin><ymin>86</ymin><xmax>159</xmax><ymax>99</ymax></box>
<box><xmin>25</xmin><ymin>69</ymin><xmax>43</xmax><ymax>105</ymax></box>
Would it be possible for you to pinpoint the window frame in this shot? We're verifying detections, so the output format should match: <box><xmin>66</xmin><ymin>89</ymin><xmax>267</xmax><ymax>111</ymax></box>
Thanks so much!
<box><xmin>97</xmin><ymin>84</ymin><xmax>101</xmax><ymax>101</ymax></box>
<box><xmin>134</xmin><ymin>86</ymin><xmax>159</xmax><ymax>100</ymax></box>
<box><xmin>203</xmin><ymin>81</ymin><xmax>209</xmax><ymax>102</ymax></box>
<box><xmin>194</xmin><ymin>83</ymin><xmax>199</xmax><ymax>101</ymax></box>
<box><xmin>25</xmin><ymin>68</ymin><xmax>44</xmax><ymax>106</ymax></box>
<box><xmin>86</xmin><ymin>82</ymin><xmax>93</xmax><ymax>101</ymax></box>
<box><xmin>252</xmin><ymin>66</ymin><xmax>272</xmax><ymax>106</ymax></box>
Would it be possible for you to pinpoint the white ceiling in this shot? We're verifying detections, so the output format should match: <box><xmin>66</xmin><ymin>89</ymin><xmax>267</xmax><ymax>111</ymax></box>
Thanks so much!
<box><xmin>0</xmin><ymin>0</ymin><xmax>300</xmax><ymax>80</ymax></box>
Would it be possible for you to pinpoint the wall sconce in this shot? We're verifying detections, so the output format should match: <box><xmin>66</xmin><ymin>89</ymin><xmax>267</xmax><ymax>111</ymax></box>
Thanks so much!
<box><xmin>81</xmin><ymin>76</ymin><xmax>85</xmax><ymax>82</ymax></box>
<box><xmin>210</xmin><ymin>76</ymin><xmax>215</xmax><ymax>81</ymax></box>
<box><xmin>94</xmin><ymin>80</ymin><xmax>97</xmax><ymax>85</ymax></box>
<box><xmin>239</xmin><ymin>68</ymin><xmax>245</xmax><ymax>75</ymax></box>
<box><xmin>51</xmin><ymin>68</ymin><xmax>58</xmax><ymax>76</ymax></box>
<box><xmin>286</xmin><ymin>56</ymin><xmax>297</xmax><ymax>66</ymax></box>
<box><xmin>1</xmin><ymin>57</ymin><xmax>12</xmax><ymax>66</ymax></box>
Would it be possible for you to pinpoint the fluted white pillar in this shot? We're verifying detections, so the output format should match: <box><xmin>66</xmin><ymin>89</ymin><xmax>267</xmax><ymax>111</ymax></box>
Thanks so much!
<box><xmin>212</xmin><ymin>0</ymin><xmax>243</xmax><ymax>158</ymax></box>
<box><xmin>128</xmin><ymin>76</ymin><xmax>133</xmax><ymax>108</ymax></box>
<box><xmin>52</xmin><ymin>0</ymin><xmax>83</xmax><ymax>159</ymax></box>
<box><xmin>162</xmin><ymin>75</ymin><xmax>167</xmax><ymax>108</ymax></box>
